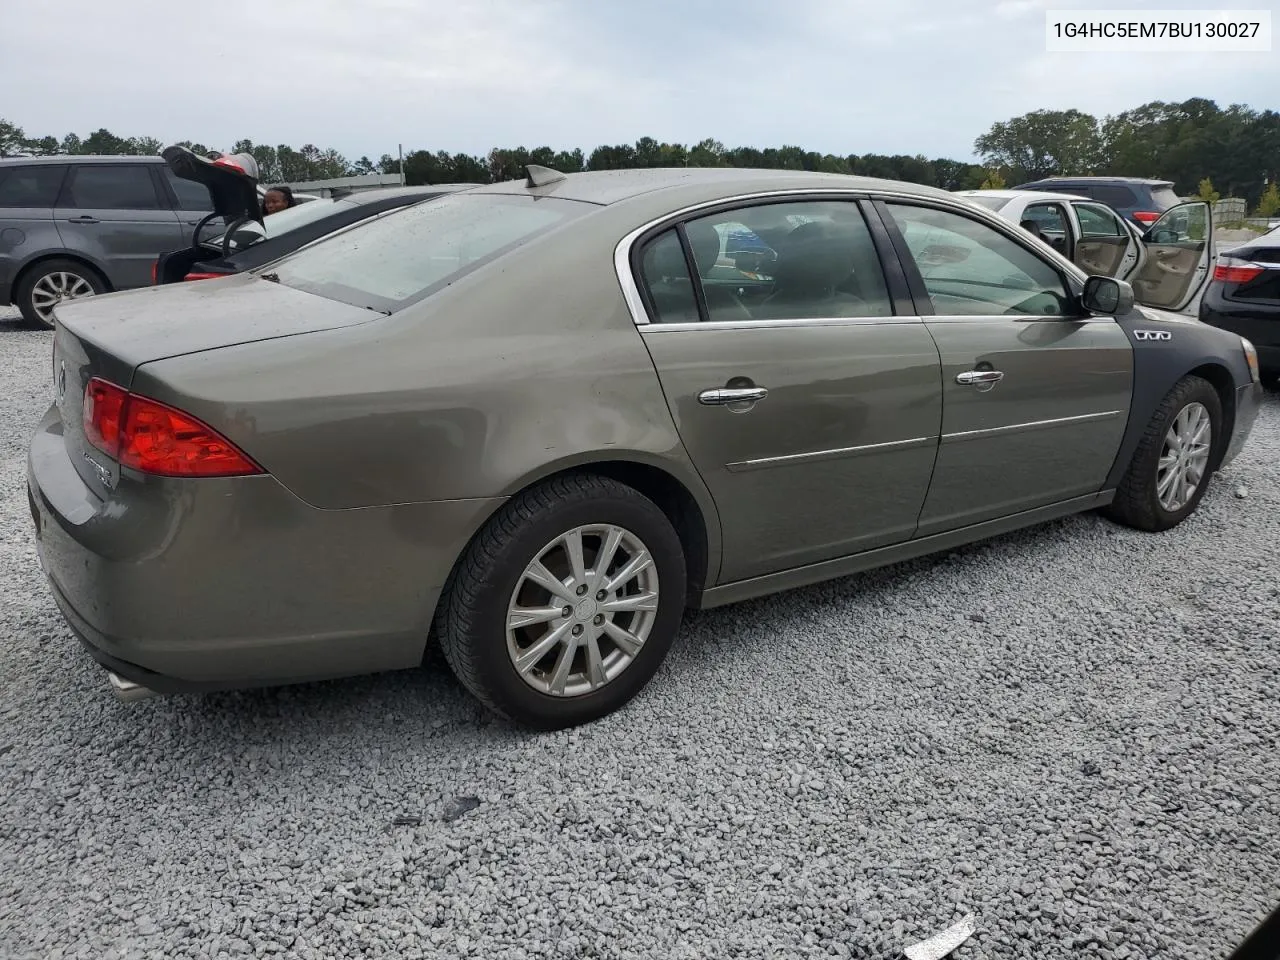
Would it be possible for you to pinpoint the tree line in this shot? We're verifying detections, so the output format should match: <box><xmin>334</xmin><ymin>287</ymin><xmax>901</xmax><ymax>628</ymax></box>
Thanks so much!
<box><xmin>3</xmin><ymin>96</ymin><xmax>1278</xmax><ymax>216</ymax></box>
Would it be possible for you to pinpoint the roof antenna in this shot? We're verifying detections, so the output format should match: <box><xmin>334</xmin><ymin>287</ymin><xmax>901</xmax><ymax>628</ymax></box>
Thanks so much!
<box><xmin>525</xmin><ymin>164</ymin><xmax>566</xmax><ymax>188</ymax></box>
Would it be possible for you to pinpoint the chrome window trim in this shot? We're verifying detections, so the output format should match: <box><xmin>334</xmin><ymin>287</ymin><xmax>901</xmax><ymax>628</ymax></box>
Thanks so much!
<box><xmin>639</xmin><ymin>315</ymin><xmax>919</xmax><ymax>332</ymax></box>
<box><xmin>612</xmin><ymin>186</ymin><xmax>1092</xmax><ymax>329</ymax></box>
<box><xmin>726</xmin><ymin>435</ymin><xmax>937</xmax><ymax>473</ymax></box>
<box><xmin>941</xmin><ymin>410</ymin><xmax>1123</xmax><ymax>444</ymax></box>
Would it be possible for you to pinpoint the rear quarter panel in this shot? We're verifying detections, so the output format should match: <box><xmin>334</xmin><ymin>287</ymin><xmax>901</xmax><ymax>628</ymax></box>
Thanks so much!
<box><xmin>130</xmin><ymin>202</ymin><xmax>723</xmax><ymax>571</ymax></box>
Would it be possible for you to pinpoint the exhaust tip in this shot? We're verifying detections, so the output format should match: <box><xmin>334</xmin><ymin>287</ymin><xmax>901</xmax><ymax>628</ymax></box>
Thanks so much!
<box><xmin>107</xmin><ymin>671</ymin><xmax>158</xmax><ymax>703</ymax></box>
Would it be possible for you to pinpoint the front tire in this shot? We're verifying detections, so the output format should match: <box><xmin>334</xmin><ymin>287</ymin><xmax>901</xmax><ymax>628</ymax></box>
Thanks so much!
<box><xmin>436</xmin><ymin>474</ymin><xmax>687</xmax><ymax>730</ymax></box>
<box><xmin>1107</xmin><ymin>375</ymin><xmax>1222</xmax><ymax>532</ymax></box>
<box><xmin>16</xmin><ymin>259</ymin><xmax>106</xmax><ymax>329</ymax></box>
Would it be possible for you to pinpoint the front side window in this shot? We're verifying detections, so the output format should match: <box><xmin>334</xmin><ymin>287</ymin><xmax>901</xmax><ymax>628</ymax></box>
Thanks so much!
<box><xmin>268</xmin><ymin>193</ymin><xmax>587</xmax><ymax>313</ymax></box>
<box><xmin>64</xmin><ymin>165</ymin><xmax>162</xmax><ymax>210</ymax></box>
<box><xmin>0</xmin><ymin>165</ymin><xmax>65</xmax><ymax>208</ymax></box>
<box><xmin>885</xmin><ymin>203</ymin><xmax>1073</xmax><ymax>317</ymax></box>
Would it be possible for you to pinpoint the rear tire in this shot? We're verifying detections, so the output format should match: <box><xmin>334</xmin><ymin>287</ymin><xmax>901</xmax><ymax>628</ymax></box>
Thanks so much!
<box><xmin>436</xmin><ymin>474</ymin><xmax>687</xmax><ymax>730</ymax></box>
<box><xmin>16</xmin><ymin>259</ymin><xmax>106</xmax><ymax>329</ymax></box>
<box><xmin>1107</xmin><ymin>375</ymin><xmax>1222</xmax><ymax>532</ymax></box>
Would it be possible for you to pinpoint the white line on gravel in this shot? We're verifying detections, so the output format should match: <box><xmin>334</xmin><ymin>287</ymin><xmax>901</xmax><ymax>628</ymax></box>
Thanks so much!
<box><xmin>1</xmin><ymin>323</ymin><xmax>1277</xmax><ymax>960</ymax></box>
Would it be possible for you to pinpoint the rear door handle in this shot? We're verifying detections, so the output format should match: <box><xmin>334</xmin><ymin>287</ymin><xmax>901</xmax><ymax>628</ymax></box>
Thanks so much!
<box><xmin>66</xmin><ymin>216</ymin><xmax>99</xmax><ymax>225</ymax></box>
<box><xmin>698</xmin><ymin>386</ymin><xmax>768</xmax><ymax>405</ymax></box>
<box><xmin>956</xmin><ymin>370</ymin><xmax>1004</xmax><ymax>386</ymax></box>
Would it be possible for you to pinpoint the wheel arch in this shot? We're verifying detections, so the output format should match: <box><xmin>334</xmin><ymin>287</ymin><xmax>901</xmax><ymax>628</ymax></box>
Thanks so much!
<box><xmin>447</xmin><ymin>454</ymin><xmax>722</xmax><ymax>613</ymax></box>
<box><xmin>13</xmin><ymin>252</ymin><xmax>114</xmax><ymax>297</ymax></box>
<box><xmin>1185</xmin><ymin>361</ymin><xmax>1237</xmax><ymax>466</ymax></box>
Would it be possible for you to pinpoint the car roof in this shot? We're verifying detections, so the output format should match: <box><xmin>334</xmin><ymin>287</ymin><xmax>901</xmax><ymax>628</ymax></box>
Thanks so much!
<box><xmin>1018</xmin><ymin>176</ymin><xmax>1173</xmax><ymax>187</ymax></box>
<box><xmin>467</xmin><ymin>167</ymin><xmax>957</xmax><ymax>207</ymax></box>
<box><xmin>958</xmin><ymin>189</ymin><xmax>1089</xmax><ymax>204</ymax></box>
<box><xmin>0</xmin><ymin>154</ymin><xmax>162</xmax><ymax>166</ymax></box>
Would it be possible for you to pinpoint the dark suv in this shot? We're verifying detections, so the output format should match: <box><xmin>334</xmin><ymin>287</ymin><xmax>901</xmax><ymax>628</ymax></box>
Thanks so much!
<box><xmin>1011</xmin><ymin>177</ymin><xmax>1181</xmax><ymax>228</ymax></box>
<box><xmin>0</xmin><ymin>155</ymin><xmax>218</xmax><ymax>327</ymax></box>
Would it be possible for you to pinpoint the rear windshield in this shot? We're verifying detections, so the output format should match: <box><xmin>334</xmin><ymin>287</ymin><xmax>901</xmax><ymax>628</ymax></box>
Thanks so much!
<box><xmin>264</xmin><ymin>193</ymin><xmax>589</xmax><ymax>313</ymax></box>
<box><xmin>1149</xmin><ymin>185</ymin><xmax>1181</xmax><ymax>209</ymax></box>
<box><xmin>207</xmin><ymin>198</ymin><xmax>355</xmax><ymax>252</ymax></box>
<box><xmin>965</xmin><ymin>194</ymin><xmax>1011</xmax><ymax>212</ymax></box>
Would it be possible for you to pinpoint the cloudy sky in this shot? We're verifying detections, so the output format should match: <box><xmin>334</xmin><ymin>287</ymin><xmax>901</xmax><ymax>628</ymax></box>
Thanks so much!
<box><xmin>1</xmin><ymin>0</ymin><xmax>1276</xmax><ymax>162</ymax></box>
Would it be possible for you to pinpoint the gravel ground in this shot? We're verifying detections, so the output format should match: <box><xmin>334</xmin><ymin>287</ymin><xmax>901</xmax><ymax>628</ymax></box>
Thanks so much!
<box><xmin>1</xmin><ymin>315</ymin><xmax>1278</xmax><ymax>960</ymax></box>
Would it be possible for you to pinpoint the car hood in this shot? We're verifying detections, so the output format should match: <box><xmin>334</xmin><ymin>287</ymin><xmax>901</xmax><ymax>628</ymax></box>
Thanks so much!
<box><xmin>163</xmin><ymin>144</ymin><xmax>262</xmax><ymax>224</ymax></box>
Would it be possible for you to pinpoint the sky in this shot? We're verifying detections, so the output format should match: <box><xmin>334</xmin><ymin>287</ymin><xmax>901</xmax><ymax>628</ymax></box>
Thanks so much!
<box><xmin>1</xmin><ymin>0</ymin><xmax>1276</xmax><ymax>163</ymax></box>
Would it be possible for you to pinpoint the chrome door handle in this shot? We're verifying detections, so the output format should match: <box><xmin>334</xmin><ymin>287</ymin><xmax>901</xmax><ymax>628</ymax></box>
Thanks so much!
<box><xmin>956</xmin><ymin>370</ymin><xmax>1004</xmax><ymax>386</ymax></box>
<box><xmin>698</xmin><ymin>386</ymin><xmax>768</xmax><ymax>405</ymax></box>
<box><xmin>67</xmin><ymin>216</ymin><xmax>99</xmax><ymax>225</ymax></box>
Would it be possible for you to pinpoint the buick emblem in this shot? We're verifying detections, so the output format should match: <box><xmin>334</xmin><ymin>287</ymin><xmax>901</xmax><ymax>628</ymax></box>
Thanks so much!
<box><xmin>56</xmin><ymin>360</ymin><xmax>67</xmax><ymax>401</ymax></box>
<box><xmin>1134</xmin><ymin>330</ymin><xmax>1172</xmax><ymax>341</ymax></box>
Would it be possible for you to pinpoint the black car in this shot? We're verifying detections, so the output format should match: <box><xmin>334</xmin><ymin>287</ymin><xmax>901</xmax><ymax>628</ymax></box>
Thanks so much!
<box><xmin>1011</xmin><ymin>177</ymin><xmax>1181</xmax><ymax>229</ymax></box>
<box><xmin>1199</xmin><ymin>228</ymin><xmax>1280</xmax><ymax>385</ymax></box>
<box><xmin>154</xmin><ymin>146</ymin><xmax>471</xmax><ymax>284</ymax></box>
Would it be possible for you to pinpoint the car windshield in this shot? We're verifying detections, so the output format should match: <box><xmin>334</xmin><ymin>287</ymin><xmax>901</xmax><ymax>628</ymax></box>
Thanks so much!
<box><xmin>206</xmin><ymin>198</ymin><xmax>353</xmax><ymax>252</ymax></box>
<box><xmin>264</xmin><ymin>193</ymin><xmax>590</xmax><ymax>313</ymax></box>
<box><xmin>966</xmin><ymin>195</ymin><xmax>1011</xmax><ymax>212</ymax></box>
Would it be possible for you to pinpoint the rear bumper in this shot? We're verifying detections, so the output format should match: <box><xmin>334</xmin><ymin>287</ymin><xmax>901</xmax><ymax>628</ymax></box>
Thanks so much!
<box><xmin>27</xmin><ymin>402</ymin><xmax>502</xmax><ymax>693</ymax></box>
<box><xmin>1222</xmin><ymin>381</ymin><xmax>1264</xmax><ymax>468</ymax></box>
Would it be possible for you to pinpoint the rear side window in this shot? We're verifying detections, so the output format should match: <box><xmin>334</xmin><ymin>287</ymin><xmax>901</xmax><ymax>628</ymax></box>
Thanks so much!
<box><xmin>0</xmin><ymin>165</ymin><xmax>65</xmax><ymax>208</ymax></box>
<box><xmin>268</xmin><ymin>193</ymin><xmax>588</xmax><ymax>313</ymax></box>
<box><xmin>638</xmin><ymin>230</ymin><xmax>701</xmax><ymax>324</ymax></box>
<box><xmin>63</xmin><ymin>165</ymin><xmax>163</xmax><ymax>210</ymax></box>
<box><xmin>1092</xmin><ymin>185</ymin><xmax>1137</xmax><ymax>208</ymax></box>
<box><xmin>1074</xmin><ymin>203</ymin><xmax>1124</xmax><ymax>237</ymax></box>
<box><xmin>163</xmin><ymin>168</ymin><xmax>213</xmax><ymax>211</ymax></box>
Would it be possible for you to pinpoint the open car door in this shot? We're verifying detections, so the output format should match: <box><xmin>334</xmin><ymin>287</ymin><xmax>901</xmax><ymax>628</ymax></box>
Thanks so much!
<box><xmin>1128</xmin><ymin>200</ymin><xmax>1214</xmax><ymax>313</ymax></box>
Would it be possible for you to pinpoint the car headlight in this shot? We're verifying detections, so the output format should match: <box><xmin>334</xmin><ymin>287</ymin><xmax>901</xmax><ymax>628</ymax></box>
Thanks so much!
<box><xmin>1242</xmin><ymin>337</ymin><xmax>1261</xmax><ymax>384</ymax></box>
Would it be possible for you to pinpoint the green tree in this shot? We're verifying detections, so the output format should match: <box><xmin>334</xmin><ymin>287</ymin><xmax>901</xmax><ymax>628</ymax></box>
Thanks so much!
<box><xmin>1196</xmin><ymin>178</ymin><xmax>1219</xmax><ymax>203</ymax></box>
<box><xmin>980</xmin><ymin>169</ymin><xmax>1007</xmax><ymax>190</ymax></box>
<box><xmin>1258</xmin><ymin>181</ymin><xmax>1280</xmax><ymax>218</ymax></box>
<box><xmin>975</xmin><ymin>108</ymin><xmax>1101</xmax><ymax>181</ymax></box>
<box><xmin>0</xmin><ymin>118</ymin><xmax>26</xmax><ymax>156</ymax></box>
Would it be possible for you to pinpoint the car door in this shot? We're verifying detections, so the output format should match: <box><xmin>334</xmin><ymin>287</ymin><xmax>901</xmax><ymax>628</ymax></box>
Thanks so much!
<box><xmin>631</xmin><ymin>197</ymin><xmax>943</xmax><ymax>584</ymax></box>
<box><xmin>1129</xmin><ymin>201</ymin><xmax>1213</xmax><ymax>313</ymax></box>
<box><xmin>52</xmin><ymin>163</ymin><xmax>185</xmax><ymax>290</ymax></box>
<box><xmin>1070</xmin><ymin>201</ymin><xmax>1141</xmax><ymax>279</ymax></box>
<box><xmin>1017</xmin><ymin>200</ymin><xmax>1072</xmax><ymax>259</ymax></box>
<box><xmin>876</xmin><ymin>199</ymin><xmax>1133</xmax><ymax>536</ymax></box>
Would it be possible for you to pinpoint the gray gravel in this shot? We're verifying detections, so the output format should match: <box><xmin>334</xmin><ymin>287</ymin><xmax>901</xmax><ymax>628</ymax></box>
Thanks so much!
<box><xmin>2</xmin><ymin>316</ymin><xmax>1278</xmax><ymax>960</ymax></box>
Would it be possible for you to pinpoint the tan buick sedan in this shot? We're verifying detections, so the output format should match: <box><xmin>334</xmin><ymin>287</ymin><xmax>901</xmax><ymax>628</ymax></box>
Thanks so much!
<box><xmin>28</xmin><ymin>165</ymin><xmax>1264</xmax><ymax>729</ymax></box>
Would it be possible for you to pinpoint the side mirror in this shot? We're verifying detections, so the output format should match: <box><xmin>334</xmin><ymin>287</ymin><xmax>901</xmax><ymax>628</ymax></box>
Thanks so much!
<box><xmin>1081</xmin><ymin>276</ymin><xmax>1135</xmax><ymax>316</ymax></box>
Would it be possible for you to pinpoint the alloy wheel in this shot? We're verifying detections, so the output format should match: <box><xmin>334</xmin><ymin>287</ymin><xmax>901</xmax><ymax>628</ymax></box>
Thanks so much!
<box><xmin>506</xmin><ymin>524</ymin><xmax>659</xmax><ymax>697</ymax></box>
<box><xmin>1157</xmin><ymin>401</ymin><xmax>1212</xmax><ymax>512</ymax></box>
<box><xmin>31</xmin><ymin>272</ymin><xmax>96</xmax><ymax>324</ymax></box>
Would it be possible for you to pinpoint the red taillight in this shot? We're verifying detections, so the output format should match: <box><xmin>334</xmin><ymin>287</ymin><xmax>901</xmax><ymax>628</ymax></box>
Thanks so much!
<box><xmin>1133</xmin><ymin>211</ymin><xmax>1161</xmax><ymax>225</ymax></box>
<box><xmin>1212</xmin><ymin>262</ymin><xmax>1266</xmax><ymax>284</ymax></box>
<box><xmin>82</xmin><ymin>377</ymin><xmax>263</xmax><ymax>478</ymax></box>
<box><xmin>151</xmin><ymin>260</ymin><xmax>158</xmax><ymax>285</ymax></box>
<box><xmin>183</xmin><ymin>272</ymin><xmax>226</xmax><ymax>281</ymax></box>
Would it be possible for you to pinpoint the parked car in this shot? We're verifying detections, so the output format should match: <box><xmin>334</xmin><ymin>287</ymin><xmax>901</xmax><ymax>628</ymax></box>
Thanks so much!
<box><xmin>0</xmin><ymin>155</ymin><xmax>225</xmax><ymax>326</ymax></box>
<box><xmin>1009</xmin><ymin>177</ymin><xmax>1181</xmax><ymax>228</ymax></box>
<box><xmin>27</xmin><ymin>166</ymin><xmax>1263</xmax><ymax>729</ymax></box>
<box><xmin>957</xmin><ymin>189</ymin><xmax>1214</xmax><ymax>316</ymax></box>
<box><xmin>1199</xmin><ymin>224</ymin><xmax>1280</xmax><ymax>384</ymax></box>
<box><xmin>154</xmin><ymin>147</ymin><xmax>471</xmax><ymax>284</ymax></box>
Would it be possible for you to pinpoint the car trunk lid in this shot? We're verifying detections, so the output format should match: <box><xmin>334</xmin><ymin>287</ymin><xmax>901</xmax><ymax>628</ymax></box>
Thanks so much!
<box><xmin>51</xmin><ymin>273</ymin><xmax>377</xmax><ymax>497</ymax></box>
